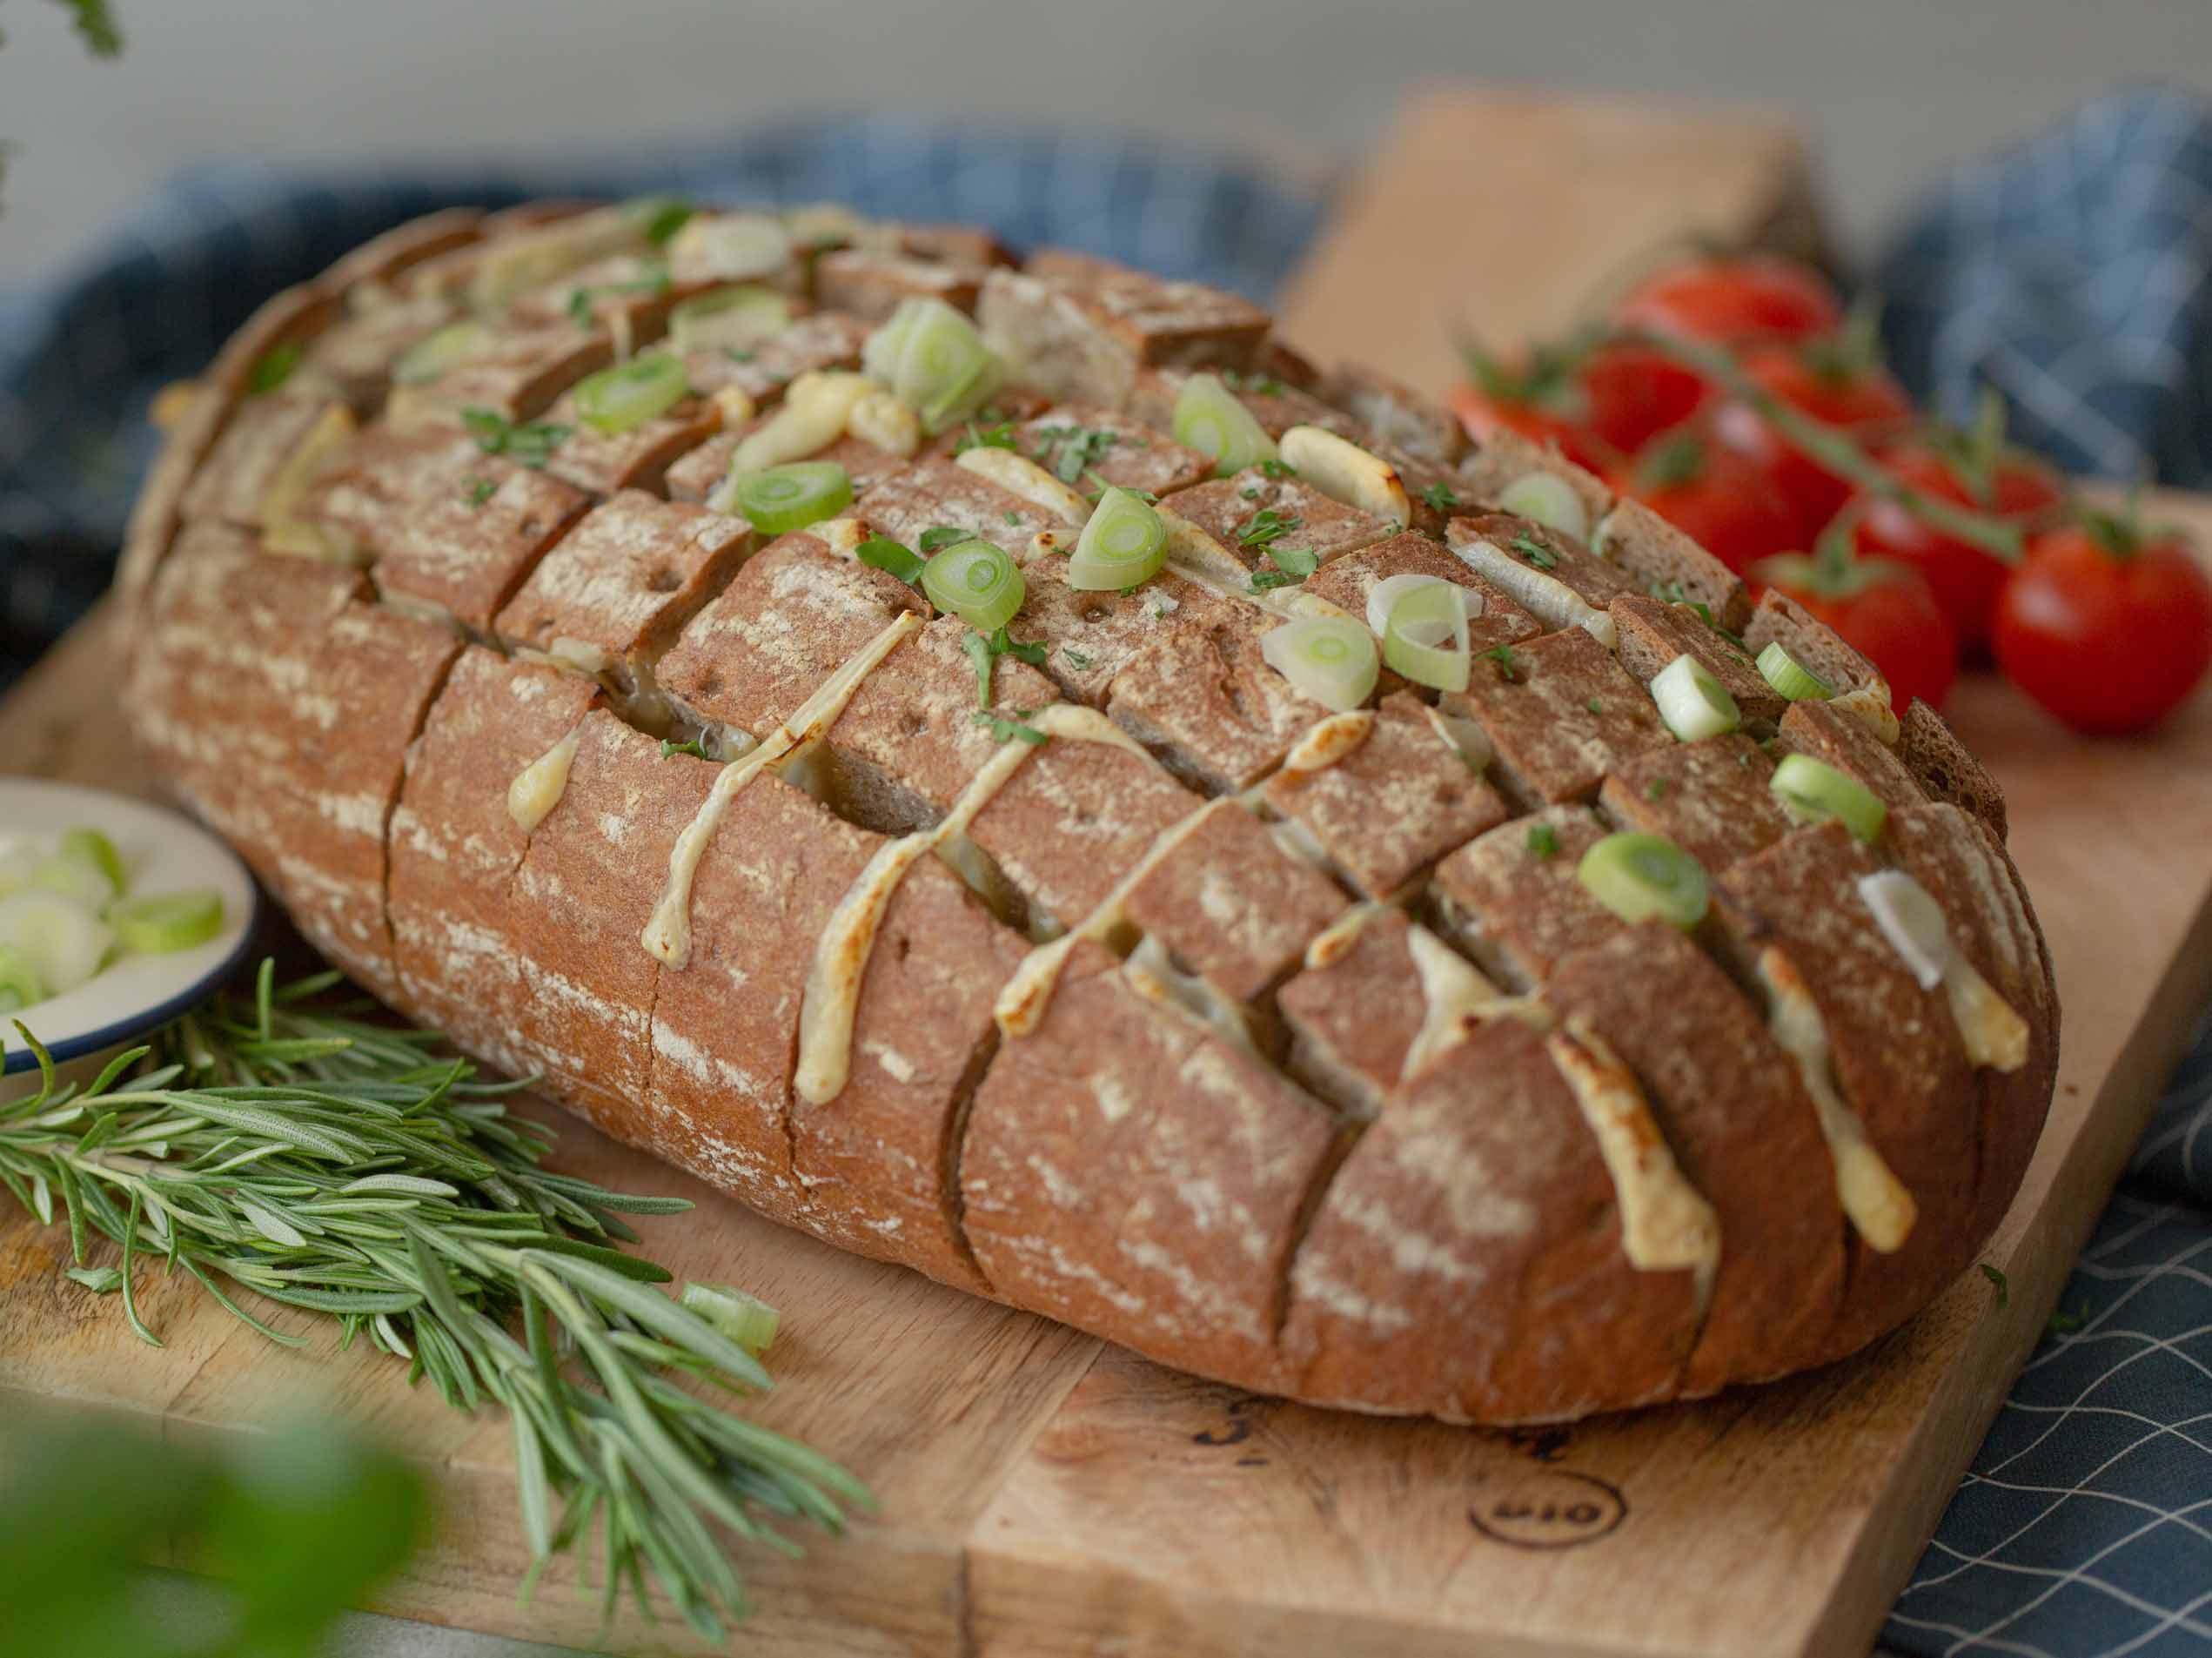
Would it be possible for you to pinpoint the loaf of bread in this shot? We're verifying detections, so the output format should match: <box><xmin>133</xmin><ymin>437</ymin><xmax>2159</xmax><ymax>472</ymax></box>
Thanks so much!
<box><xmin>121</xmin><ymin>199</ymin><xmax>2056</xmax><ymax>1422</ymax></box>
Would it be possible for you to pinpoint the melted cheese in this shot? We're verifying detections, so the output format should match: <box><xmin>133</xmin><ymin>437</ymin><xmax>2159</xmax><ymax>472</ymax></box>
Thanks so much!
<box><xmin>1758</xmin><ymin>946</ymin><xmax>1917</xmax><ymax>1252</ymax></box>
<box><xmin>1945</xmin><ymin>960</ymin><xmax>2031</xmax><ymax>1071</ymax></box>
<box><xmin>1278</xmin><ymin>425</ymin><xmax>1411</xmax><ymax>528</ymax></box>
<box><xmin>1402</xmin><ymin>924</ymin><xmax>1500</xmax><ymax>1081</ymax></box>
<box><xmin>955</xmin><ymin>447</ymin><xmax>1092</xmax><ymax>526</ymax></box>
<box><xmin>643</xmin><ymin>610</ymin><xmax>922</xmax><ymax>968</ymax></box>
<box><xmin>1304</xmin><ymin>901</ymin><xmax>1386</xmax><ymax>970</ymax></box>
<box><xmin>1447</xmin><ymin>535</ymin><xmax>1618</xmax><ymax>651</ymax></box>
<box><xmin>719</xmin><ymin>371</ymin><xmax>873</xmax><ymax>483</ymax></box>
<box><xmin>506</xmin><ymin>722</ymin><xmax>586</xmax><ymax>832</ymax></box>
<box><xmin>848</xmin><ymin>389</ymin><xmax>921</xmax><ymax>457</ymax></box>
<box><xmin>258</xmin><ymin>404</ymin><xmax>359</xmax><ymax>561</ymax></box>
<box><xmin>469</xmin><ymin>208</ymin><xmax>644</xmax><ymax>309</ymax></box>
<box><xmin>793</xmin><ymin>702</ymin><xmax>1142</xmax><ymax>1102</ymax></box>
<box><xmin>1281</xmin><ymin>710</ymin><xmax>1374</xmax><ymax>775</ymax></box>
<box><xmin>1546</xmin><ymin>1017</ymin><xmax>1722</xmax><ymax>1292</ymax></box>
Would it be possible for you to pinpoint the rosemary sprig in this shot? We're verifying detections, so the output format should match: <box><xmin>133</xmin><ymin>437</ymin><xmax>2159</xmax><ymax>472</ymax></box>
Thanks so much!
<box><xmin>0</xmin><ymin>963</ymin><xmax>869</xmax><ymax>1643</ymax></box>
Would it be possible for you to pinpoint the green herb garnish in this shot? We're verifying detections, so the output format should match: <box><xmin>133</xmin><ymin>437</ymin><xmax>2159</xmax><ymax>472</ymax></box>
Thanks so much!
<box><xmin>1421</xmin><ymin>480</ymin><xmax>1461</xmax><ymax>514</ymax></box>
<box><xmin>1510</xmin><ymin>534</ymin><xmax>1558</xmax><ymax>571</ymax></box>
<box><xmin>1484</xmin><ymin>643</ymin><xmax>1521</xmax><ymax>682</ymax></box>
<box><xmin>660</xmin><ymin>737</ymin><xmax>707</xmax><ymax>760</ymax></box>
<box><xmin>1255</xmin><ymin>457</ymin><xmax>1297</xmax><ymax>480</ymax></box>
<box><xmin>962</xmin><ymin>627</ymin><xmax>1049</xmax><ymax>705</ymax></box>
<box><xmin>1646</xmin><ymin>777</ymin><xmax>1670</xmax><ymax>801</ymax></box>
<box><xmin>460</xmin><ymin>408</ymin><xmax>570</xmax><ymax>470</ymax></box>
<box><xmin>641</xmin><ymin>198</ymin><xmax>695</xmax><ymax>245</ymax></box>
<box><xmin>246</xmin><ymin>340</ymin><xmax>303</xmax><ymax>396</ymax></box>
<box><xmin>0</xmin><ymin>964</ymin><xmax>868</xmax><ymax>1641</ymax></box>
<box><xmin>1586</xmin><ymin>698</ymin><xmax>1605</xmax><ymax>715</ymax></box>
<box><xmin>973</xmin><ymin>709</ymin><xmax>1049</xmax><ymax>744</ymax></box>
<box><xmin>956</xmin><ymin>421</ymin><xmax>1017</xmax><ymax>455</ymax></box>
<box><xmin>566</xmin><ymin>264</ymin><xmax>671</xmax><ymax>331</ymax></box>
<box><xmin>918</xmin><ymin>525</ymin><xmax>969</xmax><ymax>556</ymax></box>
<box><xmin>1980</xmin><ymin>1263</ymin><xmax>2009</xmax><ymax>1308</ymax></box>
<box><xmin>460</xmin><ymin>474</ymin><xmax>497</xmax><ymax>508</ymax></box>
<box><xmin>1526</xmin><ymin>823</ymin><xmax>1558</xmax><ymax>859</ymax></box>
<box><xmin>1002</xmin><ymin>510</ymin><xmax>1022</xmax><ymax>525</ymax></box>
<box><xmin>856</xmin><ymin>536</ymin><xmax>925</xmax><ymax>585</ymax></box>
<box><xmin>1029</xmin><ymin>423</ymin><xmax>1120</xmax><ymax>486</ymax></box>
<box><xmin>722</xmin><ymin>346</ymin><xmax>757</xmax><ymax>365</ymax></box>
<box><xmin>1062</xmin><ymin>647</ymin><xmax>1095</xmax><ymax>671</ymax></box>
<box><xmin>1237</xmin><ymin>507</ymin><xmax>1304</xmax><ymax>550</ymax></box>
<box><xmin>1221</xmin><ymin>369</ymin><xmax>1285</xmax><ymax>397</ymax></box>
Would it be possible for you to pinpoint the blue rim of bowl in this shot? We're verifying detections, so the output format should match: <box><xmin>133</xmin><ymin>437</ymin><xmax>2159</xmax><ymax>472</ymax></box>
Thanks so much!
<box><xmin>1</xmin><ymin>884</ymin><xmax>267</xmax><ymax>1076</ymax></box>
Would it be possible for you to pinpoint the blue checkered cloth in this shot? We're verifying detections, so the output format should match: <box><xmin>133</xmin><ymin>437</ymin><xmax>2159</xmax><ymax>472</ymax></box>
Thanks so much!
<box><xmin>3</xmin><ymin>93</ymin><xmax>2209</xmax><ymax>1658</ymax></box>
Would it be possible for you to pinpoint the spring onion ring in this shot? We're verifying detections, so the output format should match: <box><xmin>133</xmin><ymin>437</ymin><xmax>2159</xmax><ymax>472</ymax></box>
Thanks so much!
<box><xmin>1770</xmin><ymin>753</ymin><xmax>1887</xmax><ymax>843</ymax></box>
<box><xmin>1365</xmin><ymin>573</ymin><xmax>1481</xmax><ymax>637</ymax></box>
<box><xmin>0</xmin><ymin>943</ymin><xmax>43</xmax><ymax>1013</ymax></box>
<box><xmin>863</xmin><ymin>298</ymin><xmax>1002</xmax><ymax>433</ymax></box>
<box><xmin>573</xmin><ymin>352</ymin><xmax>689</xmax><ymax>435</ymax></box>
<box><xmin>1497</xmin><ymin>471</ymin><xmax>1590</xmax><ymax>544</ymax></box>
<box><xmin>57</xmin><ymin>827</ymin><xmax>125</xmax><ymax>894</ymax></box>
<box><xmin>668</xmin><ymin>285</ymin><xmax>792</xmax><ymax>352</ymax></box>
<box><xmin>1172</xmin><ymin>373</ymin><xmax>1278</xmax><ymax>476</ymax></box>
<box><xmin>1577</xmin><ymin>833</ymin><xmax>1710</xmax><ymax>930</ymax></box>
<box><xmin>922</xmin><ymin>539</ymin><xmax>1025</xmax><ymax>633</ymax></box>
<box><xmin>1650</xmin><ymin>652</ymin><xmax>1741</xmax><ymax>741</ymax></box>
<box><xmin>1756</xmin><ymin>641</ymin><xmax>1833</xmax><ymax>701</ymax></box>
<box><xmin>111</xmin><ymin>888</ymin><xmax>226</xmax><ymax>956</ymax></box>
<box><xmin>1261</xmin><ymin>617</ymin><xmax>1379</xmax><ymax>713</ymax></box>
<box><xmin>728</xmin><ymin>461</ymin><xmax>854</xmax><ymax>535</ymax></box>
<box><xmin>1066</xmin><ymin>487</ymin><xmax>1168</xmax><ymax>591</ymax></box>
<box><xmin>1383</xmin><ymin>580</ymin><xmax>1471</xmax><ymax>693</ymax></box>
<box><xmin>392</xmin><ymin>320</ymin><xmax>490</xmax><ymax>387</ymax></box>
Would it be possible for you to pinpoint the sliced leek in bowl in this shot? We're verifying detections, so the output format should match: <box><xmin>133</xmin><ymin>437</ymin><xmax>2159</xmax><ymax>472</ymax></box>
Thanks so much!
<box><xmin>0</xmin><ymin>780</ymin><xmax>258</xmax><ymax>1074</ymax></box>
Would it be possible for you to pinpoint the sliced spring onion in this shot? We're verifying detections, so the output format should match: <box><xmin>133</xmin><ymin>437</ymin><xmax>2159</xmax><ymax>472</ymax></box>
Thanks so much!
<box><xmin>1856</xmin><ymin>870</ymin><xmax>1952</xmax><ymax>990</ymax></box>
<box><xmin>1173</xmin><ymin>373</ymin><xmax>1278</xmax><ymax>476</ymax></box>
<box><xmin>1651</xmin><ymin>652</ymin><xmax>1741</xmax><ymax>741</ymax></box>
<box><xmin>922</xmin><ymin>540</ymin><xmax>1025</xmax><ymax>633</ymax></box>
<box><xmin>58</xmin><ymin>827</ymin><xmax>126</xmax><ymax>894</ymax></box>
<box><xmin>0</xmin><ymin>889</ymin><xmax>114</xmax><ymax>995</ymax></box>
<box><xmin>1383</xmin><ymin>580</ymin><xmax>1471</xmax><ymax>693</ymax></box>
<box><xmin>1066</xmin><ymin>487</ymin><xmax>1168</xmax><ymax>591</ymax></box>
<box><xmin>1261</xmin><ymin>617</ymin><xmax>1379</xmax><ymax>713</ymax></box>
<box><xmin>667</xmin><ymin>285</ymin><xmax>792</xmax><ymax>352</ymax></box>
<box><xmin>1576</xmin><ymin>832</ymin><xmax>1710</xmax><ymax>931</ymax></box>
<box><xmin>1756</xmin><ymin>641</ymin><xmax>1833</xmax><ymax>701</ymax></box>
<box><xmin>392</xmin><ymin>319</ymin><xmax>491</xmax><ymax>386</ymax></box>
<box><xmin>862</xmin><ymin>298</ymin><xmax>1002</xmax><ymax>433</ymax></box>
<box><xmin>30</xmin><ymin>856</ymin><xmax>115</xmax><ymax>913</ymax></box>
<box><xmin>1366</xmin><ymin>573</ymin><xmax>1481</xmax><ymax>637</ymax></box>
<box><xmin>680</xmin><ymin>1280</ymin><xmax>781</xmax><ymax>1359</ymax></box>
<box><xmin>573</xmin><ymin>352</ymin><xmax>690</xmax><ymax>435</ymax></box>
<box><xmin>1497</xmin><ymin>471</ymin><xmax>1590</xmax><ymax>544</ymax></box>
<box><xmin>1770</xmin><ymin>753</ymin><xmax>1887</xmax><ymax>843</ymax></box>
<box><xmin>0</xmin><ymin>943</ymin><xmax>44</xmax><ymax>1013</ymax></box>
<box><xmin>728</xmin><ymin>461</ymin><xmax>853</xmax><ymax>535</ymax></box>
<box><xmin>110</xmin><ymin>888</ymin><xmax>225</xmax><ymax>956</ymax></box>
<box><xmin>856</xmin><ymin>536</ymin><xmax>925</xmax><ymax>585</ymax></box>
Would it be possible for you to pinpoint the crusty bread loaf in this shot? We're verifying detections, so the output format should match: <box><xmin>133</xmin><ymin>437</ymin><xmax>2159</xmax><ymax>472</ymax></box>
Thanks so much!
<box><xmin>122</xmin><ymin>199</ymin><xmax>2058</xmax><ymax>1423</ymax></box>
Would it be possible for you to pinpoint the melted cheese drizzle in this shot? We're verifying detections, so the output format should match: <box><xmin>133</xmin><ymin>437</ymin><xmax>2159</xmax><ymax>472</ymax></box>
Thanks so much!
<box><xmin>1403</xmin><ymin>924</ymin><xmax>1500</xmax><ymax>1081</ymax></box>
<box><xmin>506</xmin><ymin>722</ymin><xmax>587</xmax><ymax>831</ymax></box>
<box><xmin>1859</xmin><ymin>869</ymin><xmax>2031</xmax><ymax>1071</ymax></box>
<box><xmin>1281</xmin><ymin>710</ymin><xmax>1374</xmax><ymax>774</ymax></box>
<box><xmin>1757</xmin><ymin>946</ymin><xmax>1917</xmax><ymax>1252</ymax></box>
<box><xmin>954</xmin><ymin>448</ymin><xmax>1092</xmax><ymax>527</ymax></box>
<box><xmin>1546</xmin><ymin>1017</ymin><xmax>1722</xmax><ymax>1295</ymax></box>
<box><xmin>1945</xmin><ymin>963</ymin><xmax>2031</xmax><ymax>1071</ymax></box>
<box><xmin>1278</xmin><ymin>424</ymin><xmax>1411</xmax><ymax>528</ymax></box>
<box><xmin>1447</xmin><ymin>535</ymin><xmax>1619</xmax><ymax>650</ymax></box>
<box><xmin>794</xmin><ymin>704</ymin><xmax>1139</xmax><ymax>1104</ymax></box>
<box><xmin>643</xmin><ymin>610</ymin><xmax>923</xmax><ymax>968</ymax></box>
<box><xmin>1304</xmin><ymin>901</ymin><xmax>1385</xmax><ymax>970</ymax></box>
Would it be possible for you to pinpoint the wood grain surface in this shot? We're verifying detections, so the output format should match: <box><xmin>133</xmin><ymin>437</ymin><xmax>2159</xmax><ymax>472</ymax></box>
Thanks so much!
<box><xmin>6</xmin><ymin>90</ymin><xmax>2210</xmax><ymax>1658</ymax></box>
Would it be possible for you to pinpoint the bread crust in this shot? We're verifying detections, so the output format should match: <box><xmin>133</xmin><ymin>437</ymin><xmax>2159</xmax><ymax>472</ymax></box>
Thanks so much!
<box><xmin>121</xmin><ymin>203</ymin><xmax>2058</xmax><ymax>1423</ymax></box>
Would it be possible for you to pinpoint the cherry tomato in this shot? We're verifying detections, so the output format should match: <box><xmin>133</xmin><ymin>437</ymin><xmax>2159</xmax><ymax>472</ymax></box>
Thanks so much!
<box><xmin>1614</xmin><ymin>256</ymin><xmax>1844</xmax><ymax>345</ymax></box>
<box><xmin>1450</xmin><ymin>381</ymin><xmax>1612</xmax><ymax>473</ymax></box>
<box><xmin>1714</xmin><ymin>342</ymin><xmax>1914</xmax><ymax>542</ymax></box>
<box><xmin>1853</xmin><ymin>440</ymin><xmax>2066</xmax><ymax>650</ymax></box>
<box><xmin>1757</xmin><ymin>551</ymin><xmax>1960</xmax><ymax>714</ymax></box>
<box><xmin>1607</xmin><ymin>430</ymin><xmax>1800</xmax><ymax>579</ymax></box>
<box><xmin>1578</xmin><ymin>342</ymin><xmax>1712</xmax><ymax>459</ymax></box>
<box><xmin>1993</xmin><ymin>512</ymin><xmax>2212</xmax><ymax>734</ymax></box>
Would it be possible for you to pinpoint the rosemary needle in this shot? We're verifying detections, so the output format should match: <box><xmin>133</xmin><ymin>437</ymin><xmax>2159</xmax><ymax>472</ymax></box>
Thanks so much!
<box><xmin>0</xmin><ymin>962</ymin><xmax>868</xmax><ymax>1643</ymax></box>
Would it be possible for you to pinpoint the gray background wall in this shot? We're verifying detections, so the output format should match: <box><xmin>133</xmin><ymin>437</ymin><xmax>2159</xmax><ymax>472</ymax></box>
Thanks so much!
<box><xmin>3</xmin><ymin>0</ymin><xmax>2209</xmax><ymax>287</ymax></box>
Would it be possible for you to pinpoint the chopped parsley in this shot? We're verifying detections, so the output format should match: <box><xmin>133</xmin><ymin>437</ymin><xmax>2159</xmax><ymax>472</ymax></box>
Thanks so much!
<box><xmin>1237</xmin><ymin>507</ymin><xmax>1304</xmax><ymax>550</ymax></box>
<box><xmin>1240</xmin><ymin>487</ymin><xmax>1264</xmax><ymax>501</ymax></box>
<box><xmin>1585</xmin><ymin>697</ymin><xmax>1605</xmax><ymax>715</ymax></box>
<box><xmin>1249</xmin><ymin>569</ymin><xmax>1295</xmax><ymax>593</ymax></box>
<box><xmin>641</xmin><ymin>199</ymin><xmax>695</xmax><ymax>246</ymax></box>
<box><xmin>1221</xmin><ymin>369</ymin><xmax>1284</xmax><ymax>397</ymax></box>
<box><xmin>659</xmin><ymin>737</ymin><xmax>707</xmax><ymax>761</ymax></box>
<box><xmin>1087</xmin><ymin>473</ymin><xmax>1154</xmax><ymax>504</ymax></box>
<box><xmin>956</xmin><ymin>421</ymin><xmax>1017</xmax><ymax>454</ymax></box>
<box><xmin>962</xmin><ymin>626</ymin><xmax>1049</xmax><ymax>704</ymax></box>
<box><xmin>1483</xmin><ymin>643</ymin><xmax>1521</xmax><ymax>683</ymax></box>
<box><xmin>722</xmin><ymin>346</ymin><xmax>756</xmax><ymax>365</ymax></box>
<box><xmin>1509</xmin><ymin>534</ymin><xmax>1558</xmax><ymax>571</ymax></box>
<box><xmin>566</xmin><ymin>263</ymin><xmax>671</xmax><ymax>330</ymax></box>
<box><xmin>2046</xmin><ymin>1300</ymin><xmax>2089</xmax><ymax>1338</ymax></box>
<box><xmin>974</xmin><ymin>708</ymin><xmax>1049</xmax><ymax>745</ymax></box>
<box><xmin>856</xmin><ymin>536</ymin><xmax>925</xmax><ymax>584</ymax></box>
<box><xmin>460</xmin><ymin>408</ymin><xmax>570</xmax><ymax>470</ymax></box>
<box><xmin>1645</xmin><ymin>777</ymin><xmax>1670</xmax><ymax>802</ymax></box>
<box><xmin>246</xmin><ymin>340</ymin><xmax>302</xmax><ymax>396</ymax></box>
<box><xmin>1002</xmin><ymin>510</ymin><xmax>1022</xmax><ymax>525</ymax></box>
<box><xmin>1420</xmin><ymin>480</ymin><xmax>1461</xmax><ymax>515</ymax></box>
<box><xmin>1062</xmin><ymin>647</ymin><xmax>1095</xmax><ymax>671</ymax></box>
<box><xmin>918</xmin><ymin>525</ymin><xmax>969</xmax><ymax>555</ymax></box>
<box><xmin>1255</xmin><ymin>457</ymin><xmax>1297</xmax><ymax>480</ymax></box>
<box><xmin>1525</xmin><ymin>823</ymin><xmax>1558</xmax><ymax>859</ymax></box>
<box><xmin>460</xmin><ymin>474</ymin><xmax>498</xmax><ymax>508</ymax></box>
<box><xmin>1737</xmin><ymin>749</ymin><xmax>1756</xmax><ymax>769</ymax></box>
<box><xmin>1030</xmin><ymin>423</ymin><xmax>1121</xmax><ymax>486</ymax></box>
<box><xmin>1980</xmin><ymin>1263</ymin><xmax>2009</xmax><ymax>1309</ymax></box>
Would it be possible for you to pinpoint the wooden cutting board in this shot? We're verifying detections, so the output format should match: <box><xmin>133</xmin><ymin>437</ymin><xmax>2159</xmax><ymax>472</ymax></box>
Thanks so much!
<box><xmin>7</xmin><ymin>86</ymin><xmax>2212</xmax><ymax>1658</ymax></box>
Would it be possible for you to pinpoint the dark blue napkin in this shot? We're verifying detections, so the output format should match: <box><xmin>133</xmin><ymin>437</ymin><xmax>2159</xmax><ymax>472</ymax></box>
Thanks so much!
<box><xmin>3</xmin><ymin>94</ymin><xmax>2209</xmax><ymax>1658</ymax></box>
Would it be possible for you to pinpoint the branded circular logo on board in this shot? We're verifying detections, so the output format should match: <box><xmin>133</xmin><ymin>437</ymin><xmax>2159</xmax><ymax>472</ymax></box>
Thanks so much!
<box><xmin>1466</xmin><ymin>1467</ymin><xmax>1628</xmax><ymax>1549</ymax></box>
